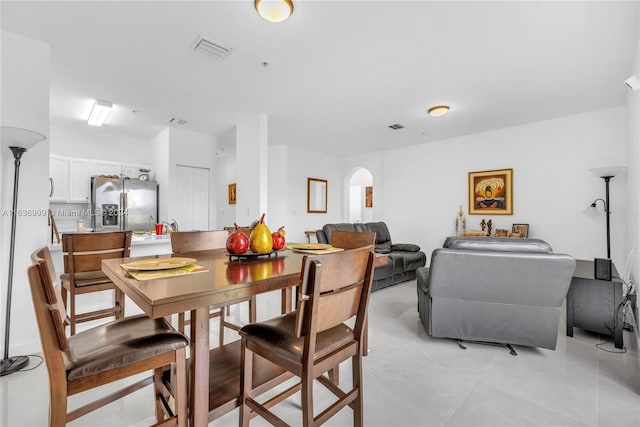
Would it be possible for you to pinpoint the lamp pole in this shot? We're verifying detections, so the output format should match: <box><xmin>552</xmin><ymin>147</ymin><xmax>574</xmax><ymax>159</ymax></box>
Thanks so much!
<box><xmin>1</xmin><ymin>127</ymin><xmax>46</xmax><ymax>377</ymax></box>
<box><xmin>603</xmin><ymin>176</ymin><xmax>612</xmax><ymax>259</ymax></box>
<box><xmin>1</xmin><ymin>147</ymin><xmax>29</xmax><ymax>376</ymax></box>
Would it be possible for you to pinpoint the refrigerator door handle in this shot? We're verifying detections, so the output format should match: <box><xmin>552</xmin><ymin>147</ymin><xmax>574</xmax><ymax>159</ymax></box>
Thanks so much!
<box><xmin>120</xmin><ymin>192</ymin><xmax>127</xmax><ymax>231</ymax></box>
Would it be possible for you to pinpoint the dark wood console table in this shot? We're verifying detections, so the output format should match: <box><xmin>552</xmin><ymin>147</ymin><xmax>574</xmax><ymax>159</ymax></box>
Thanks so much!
<box><xmin>566</xmin><ymin>259</ymin><xmax>624</xmax><ymax>348</ymax></box>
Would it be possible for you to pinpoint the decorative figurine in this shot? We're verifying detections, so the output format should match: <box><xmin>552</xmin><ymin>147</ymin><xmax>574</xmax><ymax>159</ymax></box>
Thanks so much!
<box><xmin>455</xmin><ymin>205</ymin><xmax>466</xmax><ymax>236</ymax></box>
<box><xmin>480</xmin><ymin>219</ymin><xmax>486</xmax><ymax>231</ymax></box>
<box><xmin>487</xmin><ymin>219</ymin><xmax>493</xmax><ymax>236</ymax></box>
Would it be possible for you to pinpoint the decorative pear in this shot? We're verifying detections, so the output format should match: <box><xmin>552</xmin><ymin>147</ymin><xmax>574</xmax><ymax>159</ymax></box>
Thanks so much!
<box><xmin>249</xmin><ymin>213</ymin><xmax>273</xmax><ymax>253</ymax></box>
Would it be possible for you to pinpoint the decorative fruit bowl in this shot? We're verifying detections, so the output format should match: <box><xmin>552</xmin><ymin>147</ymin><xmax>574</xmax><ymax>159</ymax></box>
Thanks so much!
<box><xmin>226</xmin><ymin>249</ymin><xmax>281</xmax><ymax>261</ymax></box>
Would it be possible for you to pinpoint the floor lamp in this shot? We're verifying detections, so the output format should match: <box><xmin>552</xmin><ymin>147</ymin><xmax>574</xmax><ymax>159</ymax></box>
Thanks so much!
<box><xmin>1</xmin><ymin>126</ymin><xmax>46</xmax><ymax>376</ymax></box>
<box><xmin>590</xmin><ymin>165</ymin><xmax>625</xmax><ymax>260</ymax></box>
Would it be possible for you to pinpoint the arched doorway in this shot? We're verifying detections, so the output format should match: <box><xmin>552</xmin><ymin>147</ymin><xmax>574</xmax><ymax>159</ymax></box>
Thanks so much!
<box><xmin>347</xmin><ymin>168</ymin><xmax>373</xmax><ymax>223</ymax></box>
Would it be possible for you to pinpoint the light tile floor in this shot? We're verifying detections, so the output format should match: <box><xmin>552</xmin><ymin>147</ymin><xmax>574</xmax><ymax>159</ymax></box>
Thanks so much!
<box><xmin>1</xmin><ymin>280</ymin><xmax>638</xmax><ymax>426</ymax></box>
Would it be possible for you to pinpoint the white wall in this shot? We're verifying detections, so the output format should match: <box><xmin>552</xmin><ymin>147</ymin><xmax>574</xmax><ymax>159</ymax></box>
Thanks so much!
<box><xmin>151</xmin><ymin>127</ymin><xmax>170</xmax><ymax>224</ymax></box>
<box><xmin>267</xmin><ymin>145</ymin><xmax>288</xmax><ymax>233</ymax></box>
<box><xmin>215</xmin><ymin>128</ymin><xmax>237</xmax><ymax>229</ymax></box>
<box><xmin>236</xmin><ymin>114</ymin><xmax>268</xmax><ymax>226</ymax></box>
<box><xmin>165</xmin><ymin>127</ymin><xmax>217</xmax><ymax>229</ymax></box>
<box><xmin>350</xmin><ymin>108</ymin><xmax>628</xmax><ymax>267</ymax></box>
<box><xmin>625</xmin><ymin>18</ymin><xmax>640</xmax><ymax>336</ymax></box>
<box><xmin>50</xmin><ymin>125</ymin><xmax>150</xmax><ymax>163</ymax></box>
<box><xmin>277</xmin><ymin>146</ymin><xmax>343</xmax><ymax>243</ymax></box>
<box><xmin>1</xmin><ymin>31</ymin><xmax>50</xmax><ymax>356</ymax></box>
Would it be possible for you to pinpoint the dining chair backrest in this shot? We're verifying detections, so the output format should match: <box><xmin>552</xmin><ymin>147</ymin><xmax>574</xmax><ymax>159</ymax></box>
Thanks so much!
<box><xmin>62</xmin><ymin>231</ymin><xmax>132</xmax><ymax>273</ymax></box>
<box><xmin>31</xmin><ymin>247</ymin><xmax>68</xmax><ymax>343</ymax></box>
<box><xmin>171</xmin><ymin>230</ymin><xmax>228</xmax><ymax>253</ymax></box>
<box><xmin>294</xmin><ymin>246</ymin><xmax>375</xmax><ymax>341</ymax></box>
<box><xmin>30</xmin><ymin>251</ymin><xmax>70</xmax><ymax>354</ymax></box>
<box><xmin>330</xmin><ymin>230</ymin><xmax>376</xmax><ymax>250</ymax></box>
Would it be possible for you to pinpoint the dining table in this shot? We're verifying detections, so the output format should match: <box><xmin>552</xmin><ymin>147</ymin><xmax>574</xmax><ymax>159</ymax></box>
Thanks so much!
<box><xmin>102</xmin><ymin>248</ymin><xmax>306</xmax><ymax>426</ymax></box>
<box><xmin>102</xmin><ymin>246</ymin><xmax>388</xmax><ymax>426</ymax></box>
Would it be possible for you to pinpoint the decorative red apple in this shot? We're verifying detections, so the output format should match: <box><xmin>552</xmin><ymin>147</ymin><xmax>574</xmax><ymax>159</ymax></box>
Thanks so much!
<box><xmin>271</xmin><ymin>226</ymin><xmax>286</xmax><ymax>251</ymax></box>
<box><xmin>226</xmin><ymin>223</ymin><xmax>249</xmax><ymax>255</ymax></box>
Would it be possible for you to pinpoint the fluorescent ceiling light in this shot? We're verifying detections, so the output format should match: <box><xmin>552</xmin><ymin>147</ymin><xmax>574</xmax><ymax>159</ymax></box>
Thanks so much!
<box><xmin>427</xmin><ymin>105</ymin><xmax>450</xmax><ymax>118</ymax></box>
<box><xmin>255</xmin><ymin>0</ymin><xmax>294</xmax><ymax>23</ymax></box>
<box><xmin>87</xmin><ymin>100</ymin><xmax>113</xmax><ymax>126</ymax></box>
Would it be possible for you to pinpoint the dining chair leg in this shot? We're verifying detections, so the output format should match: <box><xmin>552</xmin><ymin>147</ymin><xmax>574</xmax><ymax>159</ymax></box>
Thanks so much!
<box><xmin>219</xmin><ymin>308</ymin><xmax>226</xmax><ymax>347</ymax></box>
<box><xmin>115</xmin><ymin>288</ymin><xmax>125</xmax><ymax>320</ymax></box>
<box><xmin>250</xmin><ymin>296</ymin><xmax>257</xmax><ymax>323</ymax></box>
<box><xmin>239</xmin><ymin>341</ymin><xmax>254</xmax><ymax>427</ymax></box>
<box><xmin>175</xmin><ymin>347</ymin><xmax>187</xmax><ymax>427</ymax></box>
<box><xmin>351</xmin><ymin>354</ymin><xmax>364</xmax><ymax>427</ymax></box>
<box><xmin>178</xmin><ymin>312</ymin><xmax>187</xmax><ymax>334</ymax></box>
<box><xmin>328</xmin><ymin>367</ymin><xmax>339</xmax><ymax>385</ymax></box>
<box><xmin>153</xmin><ymin>367</ymin><xmax>165</xmax><ymax>422</ymax></box>
<box><xmin>301</xmin><ymin>368</ymin><xmax>314</xmax><ymax>427</ymax></box>
<box><xmin>49</xmin><ymin>380</ymin><xmax>67</xmax><ymax>427</ymax></box>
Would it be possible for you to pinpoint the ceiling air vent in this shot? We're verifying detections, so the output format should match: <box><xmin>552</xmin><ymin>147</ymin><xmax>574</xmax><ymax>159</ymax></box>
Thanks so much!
<box><xmin>193</xmin><ymin>35</ymin><xmax>232</xmax><ymax>59</ymax></box>
<box><xmin>388</xmin><ymin>123</ymin><xmax>405</xmax><ymax>130</ymax></box>
<box><xmin>169</xmin><ymin>117</ymin><xmax>187</xmax><ymax>126</ymax></box>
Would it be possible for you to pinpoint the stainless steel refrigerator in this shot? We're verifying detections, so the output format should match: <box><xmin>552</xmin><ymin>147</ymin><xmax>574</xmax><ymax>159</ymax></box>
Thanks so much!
<box><xmin>91</xmin><ymin>176</ymin><xmax>158</xmax><ymax>232</ymax></box>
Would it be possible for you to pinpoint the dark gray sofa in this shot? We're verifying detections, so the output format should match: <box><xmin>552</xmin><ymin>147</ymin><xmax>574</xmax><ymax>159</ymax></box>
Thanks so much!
<box><xmin>417</xmin><ymin>236</ymin><xmax>575</xmax><ymax>350</ymax></box>
<box><xmin>316</xmin><ymin>222</ymin><xmax>426</xmax><ymax>291</ymax></box>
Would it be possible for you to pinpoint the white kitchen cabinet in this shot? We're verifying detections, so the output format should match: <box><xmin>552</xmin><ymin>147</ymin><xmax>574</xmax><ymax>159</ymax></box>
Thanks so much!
<box><xmin>49</xmin><ymin>155</ymin><xmax>69</xmax><ymax>202</ymax></box>
<box><xmin>49</xmin><ymin>155</ymin><xmax>91</xmax><ymax>203</ymax></box>
<box><xmin>68</xmin><ymin>158</ymin><xmax>91</xmax><ymax>202</ymax></box>
<box><xmin>91</xmin><ymin>160</ymin><xmax>122</xmax><ymax>177</ymax></box>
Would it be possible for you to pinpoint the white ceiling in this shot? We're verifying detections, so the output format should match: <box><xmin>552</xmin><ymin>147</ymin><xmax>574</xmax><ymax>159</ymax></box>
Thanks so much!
<box><xmin>1</xmin><ymin>1</ymin><xmax>638</xmax><ymax>156</ymax></box>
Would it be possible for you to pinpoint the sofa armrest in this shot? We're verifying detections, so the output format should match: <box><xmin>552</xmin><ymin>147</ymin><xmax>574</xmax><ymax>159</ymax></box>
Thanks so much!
<box><xmin>391</xmin><ymin>243</ymin><xmax>420</xmax><ymax>252</ymax></box>
<box><xmin>316</xmin><ymin>230</ymin><xmax>329</xmax><ymax>244</ymax></box>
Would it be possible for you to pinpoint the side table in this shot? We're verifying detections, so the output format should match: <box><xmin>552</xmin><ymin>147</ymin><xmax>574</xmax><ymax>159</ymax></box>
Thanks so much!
<box><xmin>566</xmin><ymin>259</ymin><xmax>624</xmax><ymax>348</ymax></box>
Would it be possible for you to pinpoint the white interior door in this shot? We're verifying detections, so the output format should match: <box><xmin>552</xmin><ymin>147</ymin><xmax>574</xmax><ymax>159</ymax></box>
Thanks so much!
<box><xmin>175</xmin><ymin>165</ymin><xmax>210</xmax><ymax>231</ymax></box>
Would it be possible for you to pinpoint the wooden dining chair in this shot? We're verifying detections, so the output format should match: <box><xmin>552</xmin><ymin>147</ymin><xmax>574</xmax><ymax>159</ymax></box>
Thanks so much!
<box><xmin>61</xmin><ymin>231</ymin><xmax>132</xmax><ymax>335</ymax></box>
<box><xmin>330</xmin><ymin>229</ymin><xmax>376</xmax><ymax>361</ymax></box>
<box><xmin>170</xmin><ymin>230</ymin><xmax>256</xmax><ymax>347</ymax></box>
<box><xmin>30</xmin><ymin>247</ymin><xmax>188</xmax><ymax>427</ymax></box>
<box><xmin>239</xmin><ymin>246</ymin><xmax>375</xmax><ymax>427</ymax></box>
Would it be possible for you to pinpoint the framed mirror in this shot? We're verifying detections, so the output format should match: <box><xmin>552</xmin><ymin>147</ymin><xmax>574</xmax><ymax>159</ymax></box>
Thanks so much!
<box><xmin>307</xmin><ymin>178</ymin><xmax>327</xmax><ymax>213</ymax></box>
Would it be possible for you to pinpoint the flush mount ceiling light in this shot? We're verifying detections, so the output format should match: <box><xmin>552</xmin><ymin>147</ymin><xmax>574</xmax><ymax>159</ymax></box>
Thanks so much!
<box><xmin>87</xmin><ymin>100</ymin><xmax>113</xmax><ymax>126</ymax></box>
<box><xmin>254</xmin><ymin>0</ymin><xmax>294</xmax><ymax>23</ymax></box>
<box><xmin>427</xmin><ymin>105</ymin><xmax>450</xmax><ymax>118</ymax></box>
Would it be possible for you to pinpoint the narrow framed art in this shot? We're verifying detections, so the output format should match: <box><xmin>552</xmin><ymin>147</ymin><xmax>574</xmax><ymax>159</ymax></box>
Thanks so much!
<box><xmin>365</xmin><ymin>186</ymin><xmax>373</xmax><ymax>208</ymax></box>
<box><xmin>228</xmin><ymin>183</ymin><xmax>236</xmax><ymax>205</ymax></box>
<box><xmin>468</xmin><ymin>168</ymin><xmax>513</xmax><ymax>215</ymax></box>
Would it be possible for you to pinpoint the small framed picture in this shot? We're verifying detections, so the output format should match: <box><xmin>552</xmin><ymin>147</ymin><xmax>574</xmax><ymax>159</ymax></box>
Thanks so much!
<box><xmin>365</xmin><ymin>186</ymin><xmax>373</xmax><ymax>208</ymax></box>
<box><xmin>511</xmin><ymin>223</ymin><xmax>529</xmax><ymax>238</ymax></box>
<box><xmin>228</xmin><ymin>183</ymin><xmax>236</xmax><ymax>205</ymax></box>
<box><xmin>495</xmin><ymin>228</ymin><xmax>509</xmax><ymax>237</ymax></box>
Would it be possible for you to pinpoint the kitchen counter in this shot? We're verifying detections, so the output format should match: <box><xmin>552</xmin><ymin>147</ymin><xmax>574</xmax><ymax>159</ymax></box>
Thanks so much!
<box><xmin>49</xmin><ymin>233</ymin><xmax>172</xmax><ymax>272</ymax></box>
<box><xmin>49</xmin><ymin>233</ymin><xmax>171</xmax><ymax>250</ymax></box>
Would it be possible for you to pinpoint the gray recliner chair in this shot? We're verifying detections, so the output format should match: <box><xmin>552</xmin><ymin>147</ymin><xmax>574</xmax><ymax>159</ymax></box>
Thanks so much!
<box><xmin>417</xmin><ymin>236</ymin><xmax>575</xmax><ymax>351</ymax></box>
